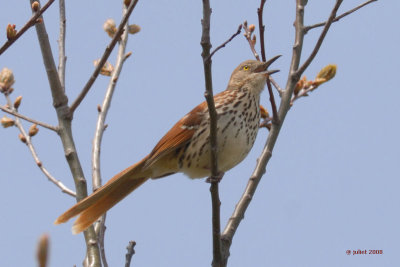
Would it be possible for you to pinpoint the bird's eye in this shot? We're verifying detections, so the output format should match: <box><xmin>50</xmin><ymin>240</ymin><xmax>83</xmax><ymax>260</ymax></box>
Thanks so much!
<box><xmin>243</xmin><ymin>65</ymin><xmax>249</xmax><ymax>71</ymax></box>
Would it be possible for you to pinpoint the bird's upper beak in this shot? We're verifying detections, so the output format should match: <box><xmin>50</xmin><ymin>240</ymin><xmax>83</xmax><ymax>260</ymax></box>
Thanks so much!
<box><xmin>254</xmin><ymin>55</ymin><xmax>281</xmax><ymax>75</ymax></box>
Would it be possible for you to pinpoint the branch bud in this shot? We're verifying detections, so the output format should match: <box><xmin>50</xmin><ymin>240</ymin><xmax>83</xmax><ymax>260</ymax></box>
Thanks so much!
<box><xmin>18</xmin><ymin>133</ymin><xmax>27</xmax><ymax>143</ymax></box>
<box><xmin>14</xmin><ymin>96</ymin><xmax>22</xmax><ymax>109</ymax></box>
<box><xmin>294</xmin><ymin>76</ymin><xmax>306</xmax><ymax>95</ymax></box>
<box><xmin>124</xmin><ymin>0</ymin><xmax>131</xmax><ymax>7</ymax></box>
<box><xmin>249</xmin><ymin>24</ymin><xmax>256</xmax><ymax>32</ymax></box>
<box><xmin>32</xmin><ymin>1</ymin><xmax>40</xmax><ymax>12</ymax></box>
<box><xmin>252</xmin><ymin>34</ymin><xmax>256</xmax><ymax>46</ymax></box>
<box><xmin>314</xmin><ymin>64</ymin><xmax>337</xmax><ymax>86</ymax></box>
<box><xmin>128</xmin><ymin>24</ymin><xmax>141</xmax><ymax>35</ymax></box>
<box><xmin>0</xmin><ymin>67</ymin><xmax>15</xmax><ymax>92</ymax></box>
<box><xmin>1</xmin><ymin>116</ymin><xmax>15</xmax><ymax>128</ymax></box>
<box><xmin>103</xmin><ymin>19</ymin><xmax>117</xmax><ymax>38</ymax></box>
<box><xmin>93</xmin><ymin>60</ymin><xmax>114</xmax><ymax>76</ymax></box>
<box><xmin>29</xmin><ymin>124</ymin><xmax>39</xmax><ymax>137</ymax></box>
<box><xmin>6</xmin><ymin>24</ymin><xmax>17</xmax><ymax>40</ymax></box>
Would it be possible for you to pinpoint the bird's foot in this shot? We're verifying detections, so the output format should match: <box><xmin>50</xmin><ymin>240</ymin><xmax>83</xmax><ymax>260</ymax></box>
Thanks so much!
<box><xmin>206</xmin><ymin>171</ymin><xmax>225</xmax><ymax>183</ymax></box>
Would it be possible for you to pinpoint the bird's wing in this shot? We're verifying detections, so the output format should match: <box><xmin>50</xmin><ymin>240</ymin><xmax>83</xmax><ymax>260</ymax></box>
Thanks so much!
<box><xmin>143</xmin><ymin>101</ymin><xmax>207</xmax><ymax>169</ymax></box>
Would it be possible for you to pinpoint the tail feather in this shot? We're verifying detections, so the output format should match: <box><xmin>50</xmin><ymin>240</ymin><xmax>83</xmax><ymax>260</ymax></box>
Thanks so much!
<box><xmin>55</xmin><ymin>159</ymin><xmax>150</xmax><ymax>234</ymax></box>
<box><xmin>72</xmin><ymin>177</ymin><xmax>148</xmax><ymax>234</ymax></box>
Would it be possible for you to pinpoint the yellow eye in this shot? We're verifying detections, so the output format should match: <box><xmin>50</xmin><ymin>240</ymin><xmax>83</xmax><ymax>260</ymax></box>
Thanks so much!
<box><xmin>243</xmin><ymin>65</ymin><xmax>249</xmax><ymax>71</ymax></box>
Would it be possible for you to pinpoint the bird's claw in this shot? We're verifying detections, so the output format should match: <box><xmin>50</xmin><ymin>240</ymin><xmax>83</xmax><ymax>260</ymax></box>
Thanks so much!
<box><xmin>206</xmin><ymin>171</ymin><xmax>225</xmax><ymax>183</ymax></box>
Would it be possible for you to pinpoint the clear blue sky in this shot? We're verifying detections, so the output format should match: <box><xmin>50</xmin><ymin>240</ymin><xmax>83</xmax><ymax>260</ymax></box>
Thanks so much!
<box><xmin>1</xmin><ymin>1</ymin><xmax>398</xmax><ymax>266</ymax></box>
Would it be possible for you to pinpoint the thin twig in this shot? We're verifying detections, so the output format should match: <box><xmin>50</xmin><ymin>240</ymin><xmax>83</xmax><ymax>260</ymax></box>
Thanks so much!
<box><xmin>0</xmin><ymin>0</ymin><xmax>55</xmax><ymax>55</ymax></box>
<box><xmin>0</xmin><ymin>104</ymin><xmax>58</xmax><ymax>132</ymax></box>
<box><xmin>269</xmin><ymin>77</ymin><xmax>284</xmax><ymax>96</ymax></box>
<box><xmin>243</xmin><ymin>22</ymin><xmax>260</xmax><ymax>61</ymax></box>
<box><xmin>92</xmin><ymin>5</ymin><xmax>132</xmax><ymax>267</ymax></box>
<box><xmin>296</xmin><ymin>0</ymin><xmax>343</xmax><ymax>77</ymax></box>
<box><xmin>256</xmin><ymin>0</ymin><xmax>279</xmax><ymax>124</ymax></box>
<box><xmin>58</xmin><ymin>0</ymin><xmax>67</xmax><ymax>90</ymax></box>
<box><xmin>69</xmin><ymin>0</ymin><xmax>139</xmax><ymax>114</ymax></box>
<box><xmin>290</xmin><ymin>84</ymin><xmax>316</xmax><ymax>105</ymax></box>
<box><xmin>4</xmin><ymin>96</ymin><xmax>75</xmax><ymax>197</ymax></box>
<box><xmin>304</xmin><ymin>0</ymin><xmax>377</xmax><ymax>33</ymax></box>
<box><xmin>266</xmin><ymin>77</ymin><xmax>279</xmax><ymax>125</ymax></box>
<box><xmin>200</xmin><ymin>0</ymin><xmax>223</xmax><ymax>266</ymax></box>
<box><xmin>95</xmin><ymin>214</ymin><xmax>108</xmax><ymax>267</ymax></box>
<box><xmin>206</xmin><ymin>24</ymin><xmax>242</xmax><ymax>62</ymax></box>
<box><xmin>257</xmin><ymin>0</ymin><xmax>267</xmax><ymax>62</ymax></box>
<box><xmin>124</xmin><ymin>241</ymin><xmax>136</xmax><ymax>267</ymax></box>
<box><xmin>29</xmin><ymin>0</ymin><xmax>101</xmax><ymax>264</ymax></box>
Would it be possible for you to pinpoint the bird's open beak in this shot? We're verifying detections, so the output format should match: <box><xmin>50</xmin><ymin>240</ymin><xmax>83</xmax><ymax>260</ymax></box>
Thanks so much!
<box><xmin>255</xmin><ymin>55</ymin><xmax>281</xmax><ymax>75</ymax></box>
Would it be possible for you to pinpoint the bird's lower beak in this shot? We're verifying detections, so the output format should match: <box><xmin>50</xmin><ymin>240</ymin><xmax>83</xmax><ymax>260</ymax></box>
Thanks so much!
<box><xmin>255</xmin><ymin>55</ymin><xmax>281</xmax><ymax>75</ymax></box>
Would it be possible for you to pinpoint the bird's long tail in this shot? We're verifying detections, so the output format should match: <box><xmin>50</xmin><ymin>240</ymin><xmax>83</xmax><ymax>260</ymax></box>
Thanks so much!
<box><xmin>55</xmin><ymin>159</ymin><xmax>150</xmax><ymax>234</ymax></box>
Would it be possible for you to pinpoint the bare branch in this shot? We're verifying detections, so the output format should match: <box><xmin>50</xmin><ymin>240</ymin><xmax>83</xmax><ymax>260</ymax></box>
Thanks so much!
<box><xmin>266</xmin><ymin>77</ymin><xmax>279</xmax><ymax>125</ymax></box>
<box><xmin>94</xmin><ymin>214</ymin><xmax>108</xmax><ymax>267</ymax></box>
<box><xmin>304</xmin><ymin>0</ymin><xmax>377</xmax><ymax>33</ymax></box>
<box><xmin>243</xmin><ymin>22</ymin><xmax>260</xmax><ymax>61</ymax></box>
<box><xmin>200</xmin><ymin>0</ymin><xmax>223</xmax><ymax>266</ymax></box>
<box><xmin>0</xmin><ymin>104</ymin><xmax>58</xmax><ymax>132</ymax></box>
<box><xmin>92</xmin><ymin>5</ymin><xmax>132</xmax><ymax>266</ymax></box>
<box><xmin>257</xmin><ymin>0</ymin><xmax>267</xmax><ymax>62</ymax></box>
<box><xmin>29</xmin><ymin>0</ymin><xmax>100</xmax><ymax>264</ymax></box>
<box><xmin>0</xmin><ymin>0</ymin><xmax>55</xmax><ymax>55</ymax></box>
<box><xmin>296</xmin><ymin>0</ymin><xmax>343</xmax><ymax>77</ymax></box>
<box><xmin>57</xmin><ymin>0</ymin><xmax>67</xmax><ymax>90</ymax></box>
<box><xmin>92</xmin><ymin>21</ymin><xmax>130</xmax><ymax>192</ymax></box>
<box><xmin>269</xmin><ymin>77</ymin><xmax>284</xmax><ymax>96</ymax></box>
<box><xmin>124</xmin><ymin>241</ymin><xmax>136</xmax><ymax>267</ymax></box>
<box><xmin>206</xmin><ymin>24</ymin><xmax>242</xmax><ymax>62</ymax></box>
<box><xmin>4</xmin><ymin>95</ymin><xmax>75</xmax><ymax>197</ymax></box>
<box><xmin>69</xmin><ymin>0</ymin><xmax>139</xmax><ymax>114</ymax></box>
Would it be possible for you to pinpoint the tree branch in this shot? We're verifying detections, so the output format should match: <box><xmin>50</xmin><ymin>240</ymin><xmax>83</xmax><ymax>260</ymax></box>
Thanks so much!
<box><xmin>124</xmin><ymin>241</ymin><xmax>136</xmax><ymax>267</ymax></box>
<box><xmin>200</xmin><ymin>0</ymin><xmax>222</xmax><ymax>266</ymax></box>
<box><xmin>296</xmin><ymin>0</ymin><xmax>343</xmax><ymax>77</ymax></box>
<box><xmin>57</xmin><ymin>0</ymin><xmax>67</xmax><ymax>90</ymax></box>
<box><xmin>92</xmin><ymin>5</ymin><xmax>132</xmax><ymax>267</ymax></box>
<box><xmin>257</xmin><ymin>0</ymin><xmax>267</xmax><ymax>62</ymax></box>
<box><xmin>0</xmin><ymin>104</ymin><xmax>58</xmax><ymax>132</ymax></box>
<box><xmin>29</xmin><ymin>0</ymin><xmax>101</xmax><ymax>265</ymax></box>
<box><xmin>69</xmin><ymin>0</ymin><xmax>139</xmax><ymax>114</ymax></box>
<box><xmin>206</xmin><ymin>24</ymin><xmax>242</xmax><ymax>62</ymax></box>
<box><xmin>4</xmin><ymin>95</ymin><xmax>75</xmax><ymax>197</ymax></box>
<box><xmin>0</xmin><ymin>0</ymin><xmax>55</xmax><ymax>55</ymax></box>
<box><xmin>304</xmin><ymin>0</ymin><xmax>377</xmax><ymax>33</ymax></box>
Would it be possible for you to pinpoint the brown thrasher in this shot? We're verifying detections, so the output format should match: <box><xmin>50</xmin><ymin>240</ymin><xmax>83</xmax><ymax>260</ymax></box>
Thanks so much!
<box><xmin>55</xmin><ymin>56</ymin><xmax>280</xmax><ymax>234</ymax></box>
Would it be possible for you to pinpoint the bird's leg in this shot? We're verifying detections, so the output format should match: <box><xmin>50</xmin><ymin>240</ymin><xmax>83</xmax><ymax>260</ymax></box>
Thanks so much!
<box><xmin>206</xmin><ymin>171</ymin><xmax>225</xmax><ymax>183</ymax></box>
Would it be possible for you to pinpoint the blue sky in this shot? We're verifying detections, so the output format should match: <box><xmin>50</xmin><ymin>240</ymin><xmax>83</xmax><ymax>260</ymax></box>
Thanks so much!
<box><xmin>1</xmin><ymin>1</ymin><xmax>398</xmax><ymax>266</ymax></box>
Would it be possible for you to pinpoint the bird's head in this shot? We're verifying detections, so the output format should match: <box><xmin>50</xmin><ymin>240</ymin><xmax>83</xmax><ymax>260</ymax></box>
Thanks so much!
<box><xmin>228</xmin><ymin>55</ymin><xmax>280</xmax><ymax>94</ymax></box>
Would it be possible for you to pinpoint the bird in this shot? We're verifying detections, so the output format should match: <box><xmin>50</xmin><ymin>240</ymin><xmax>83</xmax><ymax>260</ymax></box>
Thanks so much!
<box><xmin>55</xmin><ymin>56</ymin><xmax>280</xmax><ymax>234</ymax></box>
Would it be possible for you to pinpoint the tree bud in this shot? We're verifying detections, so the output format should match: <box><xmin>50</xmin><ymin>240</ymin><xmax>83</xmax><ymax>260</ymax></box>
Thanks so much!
<box><xmin>32</xmin><ymin>1</ymin><xmax>40</xmax><ymax>12</ymax></box>
<box><xmin>249</xmin><ymin>24</ymin><xmax>256</xmax><ymax>32</ymax></box>
<box><xmin>0</xmin><ymin>67</ymin><xmax>15</xmax><ymax>92</ymax></box>
<box><xmin>29</xmin><ymin>124</ymin><xmax>39</xmax><ymax>137</ymax></box>
<box><xmin>128</xmin><ymin>24</ymin><xmax>141</xmax><ymax>35</ymax></box>
<box><xmin>6</xmin><ymin>24</ymin><xmax>17</xmax><ymax>40</ymax></box>
<box><xmin>14</xmin><ymin>96</ymin><xmax>22</xmax><ymax>109</ymax></box>
<box><xmin>93</xmin><ymin>60</ymin><xmax>114</xmax><ymax>76</ymax></box>
<box><xmin>103</xmin><ymin>19</ymin><xmax>117</xmax><ymax>38</ymax></box>
<box><xmin>1</xmin><ymin>116</ymin><xmax>15</xmax><ymax>128</ymax></box>
<box><xmin>18</xmin><ymin>133</ymin><xmax>27</xmax><ymax>143</ymax></box>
